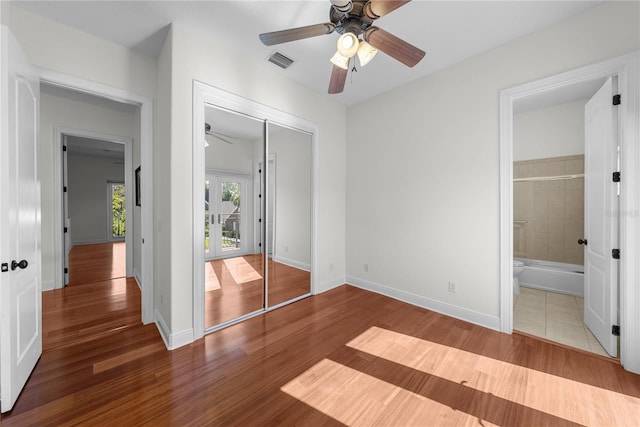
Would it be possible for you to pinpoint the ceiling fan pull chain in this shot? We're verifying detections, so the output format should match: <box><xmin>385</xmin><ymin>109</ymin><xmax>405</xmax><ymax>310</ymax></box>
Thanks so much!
<box><xmin>350</xmin><ymin>60</ymin><xmax>358</xmax><ymax>84</ymax></box>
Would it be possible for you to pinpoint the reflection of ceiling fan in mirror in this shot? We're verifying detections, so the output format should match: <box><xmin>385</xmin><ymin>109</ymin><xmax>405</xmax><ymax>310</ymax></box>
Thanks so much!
<box><xmin>205</xmin><ymin>122</ymin><xmax>236</xmax><ymax>145</ymax></box>
<box><xmin>259</xmin><ymin>0</ymin><xmax>425</xmax><ymax>94</ymax></box>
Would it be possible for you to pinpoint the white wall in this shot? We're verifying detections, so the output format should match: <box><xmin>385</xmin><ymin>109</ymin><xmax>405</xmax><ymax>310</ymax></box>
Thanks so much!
<box><xmin>39</xmin><ymin>91</ymin><xmax>138</xmax><ymax>287</ymax></box>
<box><xmin>154</xmin><ymin>25</ymin><xmax>172</xmax><ymax>328</ymax></box>
<box><xmin>514</xmin><ymin>100</ymin><xmax>586</xmax><ymax>161</ymax></box>
<box><xmin>345</xmin><ymin>1</ymin><xmax>640</xmax><ymax>329</ymax></box>
<box><xmin>205</xmin><ymin>138</ymin><xmax>255</xmax><ymax>174</ymax></box>
<box><xmin>163</xmin><ymin>24</ymin><xmax>346</xmax><ymax>337</ymax></box>
<box><xmin>9</xmin><ymin>7</ymin><xmax>156</xmax><ymax>99</ymax></box>
<box><xmin>67</xmin><ymin>153</ymin><xmax>124</xmax><ymax>244</ymax></box>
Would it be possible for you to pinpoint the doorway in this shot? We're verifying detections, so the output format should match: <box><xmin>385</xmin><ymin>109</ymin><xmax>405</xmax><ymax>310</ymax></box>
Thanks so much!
<box><xmin>510</xmin><ymin>77</ymin><xmax>616</xmax><ymax>356</ymax></box>
<box><xmin>40</xmin><ymin>70</ymin><xmax>155</xmax><ymax>325</ymax></box>
<box><xmin>61</xmin><ymin>131</ymin><xmax>132</xmax><ymax>285</ymax></box>
<box><xmin>205</xmin><ymin>174</ymin><xmax>248</xmax><ymax>260</ymax></box>
<box><xmin>499</xmin><ymin>53</ymin><xmax>640</xmax><ymax>373</ymax></box>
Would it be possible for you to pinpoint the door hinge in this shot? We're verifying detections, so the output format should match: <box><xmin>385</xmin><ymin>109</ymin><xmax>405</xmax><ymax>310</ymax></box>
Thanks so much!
<box><xmin>258</xmin><ymin>218</ymin><xmax>262</xmax><ymax>223</ymax></box>
<box><xmin>612</xmin><ymin>94</ymin><xmax>621</xmax><ymax>106</ymax></box>
<box><xmin>612</xmin><ymin>325</ymin><xmax>620</xmax><ymax>336</ymax></box>
<box><xmin>64</xmin><ymin>267</ymin><xmax>68</xmax><ymax>274</ymax></box>
<box><xmin>612</xmin><ymin>249</ymin><xmax>620</xmax><ymax>259</ymax></box>
<box><xmin>612</xmin><ymin>171</ymin><xmax>621</xmax><ymax>182</ymax></box>
<box><xmin>63</xmin><ymin>145</ymin><xmax>67</xmax><ymax>152</ymax></box>
<box><xmin>258</xmin><ymin>243</ymin><xmax>262</xmax><ymax>247</ymax></box>
<box><xmin>63</xmin><ymin>186</ymin><xmax>67</xmax><ymax>192</ymax></box>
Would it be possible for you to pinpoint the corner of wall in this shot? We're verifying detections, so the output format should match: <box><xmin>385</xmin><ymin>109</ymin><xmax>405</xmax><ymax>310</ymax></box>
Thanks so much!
<box><xmin>154</xmin><ymin>308</ymin><xmax>193</xmax><ymax>350</ymax></box>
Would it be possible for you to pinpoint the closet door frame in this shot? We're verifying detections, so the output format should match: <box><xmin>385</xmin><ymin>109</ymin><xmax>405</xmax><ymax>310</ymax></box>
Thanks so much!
<box><xmin>192</xmin><ymin>81</ymin><xmax>318</xmax><ymax>340</ymax></box>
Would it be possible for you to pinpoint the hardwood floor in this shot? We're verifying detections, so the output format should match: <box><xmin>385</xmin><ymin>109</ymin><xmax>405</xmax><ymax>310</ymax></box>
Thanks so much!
<box><xmin>205</xmin><ymin>254</ymin><xmax>310</xmax><ymax>328</ymax></box>
<box><xmin>2</xmin><ymin>247</ymin><xmax>639</xmax><ymax>425</ymax></box>
<box><xmin>68</xmin><ymin>241</ymin><xmax>126</xmax><ymax>285</ymax></box>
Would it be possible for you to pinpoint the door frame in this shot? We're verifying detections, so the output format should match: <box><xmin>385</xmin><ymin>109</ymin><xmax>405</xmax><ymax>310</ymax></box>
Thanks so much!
<box><xmin>205</xmin><ymin>171</ymin><xmax>250</xmax><ymax>260</ymax></box>
<box><xmin>499</xmin><ymin>51</ymin><xmax>640</xmax><ymax>374</ymax></box>
<box><xmin>57</xmin><ymin>128</ymin><xmax>133</xmax><ymax>274</ymax></box>
<box><xmin>192</xmin><ymin>81</ymin><xmax>318</xmax><ymax>341</ymax></box>
<box><xmin>40</xmin><ymin>68</ymin><xmax>155</xmax><ymax>325</ymax></box>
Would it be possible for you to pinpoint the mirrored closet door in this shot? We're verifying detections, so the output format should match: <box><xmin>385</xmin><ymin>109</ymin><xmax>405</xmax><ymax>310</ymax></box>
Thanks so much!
<box><xmin>202</xmin><ymin>105</ymin><xmax>312</xmax><ymax>332</ymax></box>
<box><xmin>203</xmin><ymin>105</ymin><xmax>265</xmax><ymax>329</ymax></box>
<box><xmin>265</xmin><ymin>122</ymin><xmax>312</xmax><ymax>307</ymax></box>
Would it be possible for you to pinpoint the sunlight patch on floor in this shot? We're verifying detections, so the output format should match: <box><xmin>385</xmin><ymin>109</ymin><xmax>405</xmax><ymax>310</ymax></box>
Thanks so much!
<box><xmin>223</xmin><ymin>257</ymin><xmax>262</xmax><ymax>285</ymax></box>
<box><xmin>347</xmin><ymin>327</ymin><xmax>640</xmax><ymax>426</ymax></box>
<box><xmin>282</xmin><ymin>358</ymin><xmax>499</xmax><ymax>427</ymax></box>
<box><xmin>205</xmin><ymin>262</ymin><xmax>221</xmax><ymax>291</ymax></box>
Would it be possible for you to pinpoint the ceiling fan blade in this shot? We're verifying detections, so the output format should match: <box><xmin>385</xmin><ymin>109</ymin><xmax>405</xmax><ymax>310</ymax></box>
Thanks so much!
<box><xmin>259</xmin><ymin>23</ymin><xmax>335</xmax><ymax>46</ymax></box>
<box><xmin>364</xmin><ymin>0</ymin><xmax>411</xmax><ymax>19</ymax></box>
<box><xmin>328</xmin><ymin>65</ymin><xmax>348</xmax><ymax>94</ymax></box>
<box><xmin>209</xmin><ymin>134</ymin><xmax>234</xmax><ymax>145</ymax></box>
<box><xmin>364</xmin><ymin>27</ymin><xmax>425</xmax><ymax>67</ymax></box>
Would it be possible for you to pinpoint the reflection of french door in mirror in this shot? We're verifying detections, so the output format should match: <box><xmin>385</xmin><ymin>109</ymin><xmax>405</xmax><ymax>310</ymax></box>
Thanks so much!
<box><xmin>205</xmin><ymin>174</ymin><xmax>247</xmax><ymax>260</ymax></box>
<box><xmin>202</xmin><ymin>102</ymin><xmax>312</xmax><ymax>332</ymax></box>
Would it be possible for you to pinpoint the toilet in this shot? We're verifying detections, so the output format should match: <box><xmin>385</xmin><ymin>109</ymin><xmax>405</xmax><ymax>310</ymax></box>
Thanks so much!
<box><xmin>513</xmin><ymin>260</ymin><xmax>524</xmax><ymax>294</ymax></box>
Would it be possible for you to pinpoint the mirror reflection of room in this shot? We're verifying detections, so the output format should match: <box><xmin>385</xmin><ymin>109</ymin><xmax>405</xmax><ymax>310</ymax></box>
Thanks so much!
<box><xmin>203</xmin><ymin>106</ymin><xmax>312</xmax><ymax>330</ymax></box>
<box><xmin>266</xmin><ymin>122</ymin><xmax>312</xmax><ymax>308</ymax></box>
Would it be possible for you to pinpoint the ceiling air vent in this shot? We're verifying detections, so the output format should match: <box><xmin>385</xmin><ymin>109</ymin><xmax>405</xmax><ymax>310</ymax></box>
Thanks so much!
<box><xmin>268</xmin><ymin>51</ymin><xmax>295</xmax><ymax>70</ymax></box>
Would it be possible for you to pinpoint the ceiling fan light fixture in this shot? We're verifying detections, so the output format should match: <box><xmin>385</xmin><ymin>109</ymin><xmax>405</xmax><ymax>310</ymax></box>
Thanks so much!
<box><xmin>330</xmin><ymin>51</ymin><xmax>350</xmax><ymax>70</ymax></box>
<box><xmin>356</xmin><ymin>40</ymin><xmax>377</xmax><ymax>66</ymax></box>
<box><xmin>336</xmin><ymin>32</ymin><xmax>359</xmax><ymax>58</ymax></box>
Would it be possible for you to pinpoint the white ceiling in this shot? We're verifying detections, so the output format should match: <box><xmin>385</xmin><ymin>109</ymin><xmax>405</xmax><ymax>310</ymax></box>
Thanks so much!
<box><xmin>14</xmin><ymin>1</ymin><xmax>603</xmax><ymax>106</ymax></box>
<box><xmin>66</xmin><ymin>135</ymin><xmax>125</xmax><ymax>160</ymax></box>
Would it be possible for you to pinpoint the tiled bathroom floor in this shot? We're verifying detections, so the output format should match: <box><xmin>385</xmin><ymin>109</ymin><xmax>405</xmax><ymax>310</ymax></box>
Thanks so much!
<box><xmin>514</xmin><ymin>287</ymin><xmax>610</xmax><ymax>357</ymax></box>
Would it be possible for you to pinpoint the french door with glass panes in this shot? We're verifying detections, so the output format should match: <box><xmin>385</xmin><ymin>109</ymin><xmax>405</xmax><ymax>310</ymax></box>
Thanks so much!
<box><xmin>205</xmin><ymin>174</ymin><xmax>247</xmax><ymax>260</ymax></box>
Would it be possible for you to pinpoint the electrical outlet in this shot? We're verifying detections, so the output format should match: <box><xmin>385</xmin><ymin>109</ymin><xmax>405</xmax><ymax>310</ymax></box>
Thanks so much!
<box><xmin>448</xmin><ymin>281</ymin><xmax>456</xmax><ymax>293</ymax></box>
<box><xmin>364</xmin><ymin>263</ymin><xmax>369</xmax><ymax>272</ymax></box>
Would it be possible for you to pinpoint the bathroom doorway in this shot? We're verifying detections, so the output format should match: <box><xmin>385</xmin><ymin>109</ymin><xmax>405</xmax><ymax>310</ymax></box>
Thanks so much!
<box><xmin>509</xmin><ymin>77</ymin><xmax>619</xmax><ymax>357</ymax></box>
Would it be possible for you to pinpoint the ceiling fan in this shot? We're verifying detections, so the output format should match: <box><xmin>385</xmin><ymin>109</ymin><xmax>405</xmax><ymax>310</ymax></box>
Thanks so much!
<box><xmin>205</xmin><ymin>122</ymin><xmax>236</xmax><ymax>145</ymax></box>
<box><xmin>259</xmin><ymin>0</ymin><xmax>425</xmax><ymax>94</ymax></box>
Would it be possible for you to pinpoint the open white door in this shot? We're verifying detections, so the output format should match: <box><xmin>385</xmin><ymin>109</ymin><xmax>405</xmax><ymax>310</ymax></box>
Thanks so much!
<box><xmin>0</xmin><ymin>26</ymin><xmax>42</xmax><ymax>412</ymax></box>
<box><xmin>584</xmin><ymin>77</ymin><xmax>618</xmax><ymax>357</ymax></box>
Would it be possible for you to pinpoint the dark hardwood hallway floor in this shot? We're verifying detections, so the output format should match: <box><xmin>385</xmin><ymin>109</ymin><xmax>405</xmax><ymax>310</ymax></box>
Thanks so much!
<box><xmin>1</xmin><ymin>245</ymin><xmax>639</xmax><ymax>425</ymax></box>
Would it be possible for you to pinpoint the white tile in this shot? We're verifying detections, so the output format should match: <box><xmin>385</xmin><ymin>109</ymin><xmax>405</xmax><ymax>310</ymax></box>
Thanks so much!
<box><xmin>546</xmin><ymin>319</ymin><xmax>591</xmax><ymax>351</ymax></box>
<box><xmin>585</xmin><ymin>326</ymin><xmax>614</xmax><ymax>357</ymax></box>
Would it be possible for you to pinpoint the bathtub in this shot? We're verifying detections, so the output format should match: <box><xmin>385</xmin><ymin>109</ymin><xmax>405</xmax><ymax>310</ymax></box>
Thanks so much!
<box><xmin>514</xmin><ymin>258</ymin><xmax>584</xmax><ymax>297</ymax></box>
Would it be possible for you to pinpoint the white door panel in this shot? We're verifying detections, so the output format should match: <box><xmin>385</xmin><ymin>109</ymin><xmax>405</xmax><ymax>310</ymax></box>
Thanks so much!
<box><xmin>0</xmin><ymin>26</ymin><xmax>42</xmax><ymax>413</ymax></box>
<box><xmin>584</xmin><ymin>77</ymin><xmax>618</xmax><ymax>357</ymax></box>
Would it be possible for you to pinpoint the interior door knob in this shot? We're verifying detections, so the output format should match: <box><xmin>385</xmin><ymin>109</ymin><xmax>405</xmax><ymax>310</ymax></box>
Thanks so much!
<box><xmin>578</xmin><ymin>239</ymin><xmax>588</xmax><ymax>245</ymax></box>
<box><xmin>11</xmin><ymin>259</ymin><xmax>28</xmax><ymax>270</ymax></box>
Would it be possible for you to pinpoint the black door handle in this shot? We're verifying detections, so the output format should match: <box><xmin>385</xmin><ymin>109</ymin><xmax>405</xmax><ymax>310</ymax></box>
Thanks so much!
<box><xmin>578</xmin><ymin>239</ymin><xmax>588</xmax><ymax>245</ymax></box>
<box><xmin>11</xmin><ymin>259</ymin><xmax>28</xmax><ymax>271</ymax></box>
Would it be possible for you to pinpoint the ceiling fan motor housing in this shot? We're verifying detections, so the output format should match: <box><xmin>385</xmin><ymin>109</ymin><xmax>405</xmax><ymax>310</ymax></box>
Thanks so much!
<box><xmin>331</xmin><ymin>1</ymin><xmax>374</xmax><ymax>36</ymax></box>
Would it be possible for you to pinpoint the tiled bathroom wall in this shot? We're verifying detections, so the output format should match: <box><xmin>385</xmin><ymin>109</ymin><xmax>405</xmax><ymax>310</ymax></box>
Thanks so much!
<box><xmin>513</xmin><ymin>155</ymin><xmax>584</xmax><ymax>266</ymax></box>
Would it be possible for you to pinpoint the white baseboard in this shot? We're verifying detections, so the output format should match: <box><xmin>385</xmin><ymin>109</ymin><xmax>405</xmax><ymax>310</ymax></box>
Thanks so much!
<box><xmin>134</xmin><ymin>269</ymin><xmax>142</xmax><ymax>290</ymax></box>
<box><xmin>346</xmin><ymin>276</ymin><xmax>500</xmax><ymax>332</ymax></box>
<box><xmin>41</xmin><ymin>280</ymin><xmax>55</xmax><ymax>292</ymax></box>
<box><xmin>272</xmin><ymin>255</ymin><xmax>310</xmax><ymax>272</ymax></box>
<box><xmin>315</xmin><ymin>275</ymin><xmax>346</xmax><ymax>294</ymax></box>
<box><xmin>154</xmin><ymin>308</ymin><xmax>194</xmax><ymax>350</ymax></box>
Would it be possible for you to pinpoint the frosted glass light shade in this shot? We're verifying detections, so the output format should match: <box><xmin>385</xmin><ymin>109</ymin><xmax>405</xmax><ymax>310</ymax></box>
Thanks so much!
<box><xmin>336</xmin><ymin>32</ymin><xmax>359</xmax><ymax>58</ymax></box>
<box><xmin>330</xmin><ymin>51</ymin><xmax>350</xmax><ymax>70</ymax></box>
<box><xmin>357</xmin><ymin>40</ymin><xmax>377</xmax><ymax>66</ymax></box>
